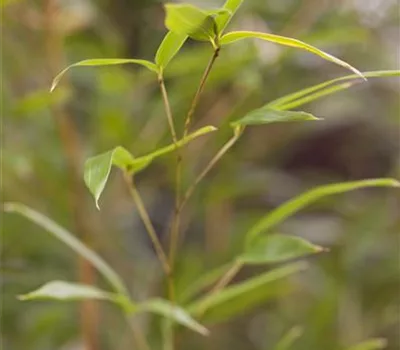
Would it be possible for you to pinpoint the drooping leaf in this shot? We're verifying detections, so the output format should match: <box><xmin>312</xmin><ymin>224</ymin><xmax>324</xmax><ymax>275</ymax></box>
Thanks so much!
<box><xmin>344</xmin><ymin>338</ymin><xmax>387</xmax><ymax>350</ymax></box>
<box><xmin>188</xmin><ymin>262</ymin><xmax>307</xmax><ymax>322</ymax></box>
<box><xmin>246</xmin><ymin>179</ymin><xmax>400</xmax><ymax>245</ymax></box>
<box><xmin>273</xmin><ymin>326</ymin><xmax>304</xmax><ymax>350</ymax></box>
<box><xmin>164</xmin><ymin>4</ymin><xmax>217</xmax><ymax>41</ymax></box>
<box><xmin>50</xmin><ymin>59</ymin><xmax>158</xmax><ymax>92</ymax></box>
<box><xmin>268</xmin><ymin>70</ymin><xmax>400</xmax><ymax>110</ymax></box>
<box><xmin>155</xmin><ymin>31</ymin><xmax>188</xmax><ymax>71</ymax></box>
<box><xmin>215</xmin><ymin>0</ymin><xmax>244</xmax><ymax>34</ymax></box>
<box><xmin>231</xmin><ymin>107</ymin><xmax>319</xmax><ymax>128</ymax></box>
<box><xmin>240</xmin><ymin>235</ymin><xmax>324</xmax><ymax>265</ymax></box>
<box><xmin>3</xmin><ymin>203</ymin><xmax>128</xmax><ymax>295</ymax></box>
<box><xmin>220</xmin><ymin>31</ymin><xmax>365</xmax><ymax>79</ymax></box>
<box><xmin>84</xmin><ymin>147</ymin><xmax>134</xmax><ymax>210</ymax></box>
<box><xmin>140</xmin><ymin>299</ymin><xmax>209</xmax><ymax>336</ymax></box>
<box><xmin>84</xmin><ymin>126</ymin><xmax>217</xmax><ymax>208</ymax></box>
<box><xmin>18</xmin><ymin>281</ymin><xmax>116</xmax><ymax>302</ymax></box>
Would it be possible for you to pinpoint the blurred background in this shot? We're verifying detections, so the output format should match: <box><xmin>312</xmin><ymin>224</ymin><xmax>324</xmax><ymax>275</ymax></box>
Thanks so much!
<box><xmin>2</xmin><ymin>0</ymin><xmax>399</xmax><ymax>349</ymax></box>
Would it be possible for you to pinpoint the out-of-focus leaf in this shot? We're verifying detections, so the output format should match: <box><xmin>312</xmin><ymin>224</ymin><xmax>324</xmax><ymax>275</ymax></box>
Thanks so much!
<box><xmin>140</xmin><ymin>299</ymin><xmax>209</xmax><ymax>336</ymax></box>
<box><xmin>240</xmin><ymin>235</ymin><xmax>324</xmax><ymax>265</ymax></box>
<box><xmin>344</xmin><ymin>338</ymin><xmax>387</xmax><ymax>350</ymax></box>
<box><xmin>18</xmin><ymin>281</ymin><xmax>116</xmax><ymax>302</ymax></box>
<box><xmin>84</xmin><ymin>147</ymin><xmax>134</xmax><ymax>210</ymax></box>
<box><xmin>216</xmin><ymin>0</ymin><xmax>244</xmax><ymax>34</ymax></box>
<box><xmin>246</xmin><ymin>179</ymin><xmax>400</xmax><ymax>245</ymax></box>
<box><xmin>179</xmin><ymin>263</ymin><xmax>232</xmax><ymax>303</ymax></box>
<box><xmin>50</xmin><ymin>59</ymin><xmax>158</xmax><ymax>92</ymax></box>
<box><xmin>155</xmin><ymin>31</ymin><xmax>188</xmax><ymax>71</ymax></box>
<box><xmin>164</xmin><ymin>4</ymin><xmax>217</xmax><ymax>41</ymax></box>
<box><xmin>273</xmin><ymin>326</ymin><xmax>304</xmax><ymax>350</ymax></box>
<box><xmin>188</xmin><ymin>262</ymin><xmax>307</xmax><ymax>322</ymax></box>
<box><xmin>231</xmin><ymin>107</ymin><xmax>319</xmax><ymax>127</ymax></box>
<box><xmin>3</xmin><ymin>203</ymin><xmax>128</xmax><ymax>295</ymax></box>
<box><xmin>269</xmin><ymin>70</ymin><xmax>400</xmax><ymax>110</ymax></box>
<box><xmin>220</xmin><ymin>31</ymin><xmax>365</xmax><ymax>79</ymax></box>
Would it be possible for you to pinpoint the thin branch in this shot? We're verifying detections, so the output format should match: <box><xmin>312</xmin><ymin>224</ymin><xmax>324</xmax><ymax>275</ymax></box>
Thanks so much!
<box><xmin>124</xmin><ymin>314</ymin><xmax>152</xmax><ymax>350</ymax></box>
<box><xmin>123</xmin><ymin>173</ymin><xmax>171</xmax><ymax>275</ymax></box>
<box><xmin>183</xmin><ymin>47</ymin><xmax>220</xmax><ymax>137</ymax></box>
<box><xmin>158</xmin><ymin>75</ymin><xmax>178</xmax><ymax>143</ymax></box>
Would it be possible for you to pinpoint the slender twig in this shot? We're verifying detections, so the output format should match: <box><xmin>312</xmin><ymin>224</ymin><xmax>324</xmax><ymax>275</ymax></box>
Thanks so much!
<box><xmin>168</xmin><ymin>131</ymin><xmax>241</xmax><ymax>263</ymax></box>
<box><xmin>168</xmin><ymin>47</ymin><xmax>221</xmax><ymax>269</ymax></box>
<box><xmin>158</xmin><ymin>75</ymin><xmax>178</xmax><ymax>144</ymax></box>
<box><xmin>183</xmin><ymin>47</ymin><xmax>220</xmax><ymax>137</ymax></box>
<box><xmin>123</xmin><ymin>172</ymin><xmax>171</xmax><ymax>275</ymax></box>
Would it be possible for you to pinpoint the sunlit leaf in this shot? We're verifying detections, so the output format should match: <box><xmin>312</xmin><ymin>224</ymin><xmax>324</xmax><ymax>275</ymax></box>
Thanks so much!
<box><xmin>240</xmin><ymin>235</ymin><xmax>324</xmax><ymax>265</ymax></box>
<box><xmin>269</xmin><ymin>70</ymin><xmax>400</xmax><ymax>110</ymax></box>
<box><xmin>164</xmin><ymin>4</ymin><xmax>217</xmax><ymax>41</ymax></box>
<box><xmin>140</xmin><ymin>299</ymin><xmax>209</xmax><ymax>336</ymax></box>
<box><xmin>220</xmin><ymin>31</ymin><xmax>365</xmax><ymax>79</ymax></box>
<box><xmin>84</xmin><ymin>126</ymin><xmax>217</xmax><ymax>208</ymax></box>
<box><xmin>18</xmin><ymin>281</ymin><xmax>116</xmax><ymax>302</ymax></box>
<box><xmin>344</xmin><ymin>338</ymin><xmax>387</xmax><ymax>350</ymax></box>
<box><xmin>215</xmin><ymin>0</ymin><xmax>244</xmax><ymax>33</ymax></box>
<box><xmin>50</xmin><ymin>59</ymin><xmax>158</xmax><ymax>92</ymax></box>
<box><xmin>231</xmin><ymin>107</ymin><xmax>319</xmax><ymax>127</ymax></box>
<box><xmin>273</xmin><ymin>326</ymin><xmax>303</xmax><ymax>350</ymax></box>
<box><xmin>84</xmin><ymin>147</ymin><xmax>134</xmax><ymax>210</ymax></box>
<box><xmin>155</xmin><ymin>31</ymin><xmax>188</xmax><ymax>71</ymax></box>
<box><xmin>3</xmin><ymin>203</ymin><xmax>128</xmax><ymax>295</ymax></box>
<box><xmin>188</xmin><ymin>262</ymin><xmax>307</xmax><ymax>322</ymax></box>
<box><xmin>246</xmin><ymin>179</ymin><xmax>400</xmax><ymax>245</ymax></box>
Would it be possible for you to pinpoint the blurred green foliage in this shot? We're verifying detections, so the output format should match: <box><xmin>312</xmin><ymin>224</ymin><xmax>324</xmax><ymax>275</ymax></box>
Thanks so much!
<box><xmin>2</xmin><ymin>0</ymin><xmax>399</xmax><ymax>349</ymax></box>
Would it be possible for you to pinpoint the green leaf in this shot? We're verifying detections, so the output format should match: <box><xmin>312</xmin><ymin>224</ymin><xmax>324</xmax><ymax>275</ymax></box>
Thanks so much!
<box><xmin>179</xmin><ymin>263</ymin><xmax>233</xmax><ymax>303</ymax></box>
<box><xmin>215</xmin><ymin>0</ymin><xmax>244</xmax><ymax>34</ymax></box>
<box><xmin>3</xmin><ymin>203</ymin><xmax>128</xmax><ymax>295</ymax></box>
<box><xmin>231</xmin><ymin>107</ymin><xmax>319</xmax><ymax>127</ymax></box>
<box><xmin>240</xmin><ymin>235</ymin><xmax>324</xmax><ymax>265</ymax></box>
<box><xmin>50</xmin><ymin>59</ymin><xmax>158</xmax><ymax>92</ymax></box>
<box><xmin>140</xmin><ymin>299</ymin><xmax>209</xmax><ymax>336</ymax></box>
<box><xmin>246</xmin><ymin>179</ymin><xmax>400</xmax><ymax>245</ymax></box>
<box><xmin>269</xmin><ymin>70</ymin><xmax>400</xmax><ymax>110</ymax></box>
<box><xmin>220</xmin><ymin>31</ymin><xmax>365</xmax><ymax>79</ymax></box>
<box><xmin>155</xmin><ymin>31</ymin><xmax>188</xmax><ymax>71</ymax></box>
<box><xmin>344</xmin><ymin>338</ymin><xmax>387</xmax><ymax>350</ymax></box>
<box><xmin>273</xmin><ymin>326</ymin><xmax>303</xmax><ymax>350</ymax></box>
<box><xmin>84</xmin><ymin>126</ymin><xmax>217</xmax><ymax>208</ymax></box>
<box><xmin>18</xmin><ymin>281</ymin><xmax>116</xmax><ymax>302</ymax></box>
<box><xmin>188</xmin><ymin>262</ymin><xmax>307</xmax><ymax>322</ymax></box>
<box><xmin>164</xmin><ymin>4</ymin><xmax>217</xmax><ymax>42</ymax></box>
<box><xmin>84</xmin><ymin>146</ymin><xmax>134</xmax><ymax>210</ymax></box>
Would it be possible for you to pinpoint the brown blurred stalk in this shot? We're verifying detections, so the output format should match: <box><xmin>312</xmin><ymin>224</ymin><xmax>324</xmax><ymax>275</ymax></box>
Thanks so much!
<box><xmin>43</xmin><ymin>1</ymin><xmax>98</xmax><ymax>349</ymax></box>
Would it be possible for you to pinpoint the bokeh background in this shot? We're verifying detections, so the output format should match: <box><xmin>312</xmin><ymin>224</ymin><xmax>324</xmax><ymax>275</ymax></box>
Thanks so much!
<box><xmin>2</xmin><ymin>0</ymin><xmax>399</xmax><ymax>349</ymax></box>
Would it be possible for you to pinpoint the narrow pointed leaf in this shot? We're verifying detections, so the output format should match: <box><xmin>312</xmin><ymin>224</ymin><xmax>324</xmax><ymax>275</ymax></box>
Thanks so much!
<box><xmin>240</xmin><ymin>235</ymin><xmax>324</xmax><ymax>265</ymax></box>
<box><xmin>231</xmin><ymin>107</ymin><xmax>319</xmax><ymax>128</ymax></box>
<box><xmin>246</xmin><ymin>179</ymin><xmax>400</xmax><ymax>244</ymax></box>
<box><xmin>220</xmin><ymin>31</ymin><xmax>365</xmax><ymax>79</ymax></box>
<box><xmin>18</xmin><ymin>281</ymin><xmax>116</xmax><ymax>302</ymax></box>
<box><xmin>155</xmin><ymin>31</ymin><xmax>188</xmax><ymax>70</ymax></box>
<box><xmin>84</xmin><ymin>146</ymin><xmax>134</xmax><ymax>210</ymax></box>
<box><xmin>50</xmin><ymin>59</ymin><xmax>158</xmax><ymax>92</ymax></box>
<box><xmin>140</xmin><ymin>299</ymin><xmax>209</xmax><ymax>336</ymax></box>
<box><xmin>269</xmin><ymin>70</ymin><xmax>400</xmax><ymax>109</ymax></box>
<box><xmin>273</xmin><ymin>326</ymin><xmax>303</xmax><ymax>350</ymax></box>
<box><xmin>84</xmin><ymin>126</ymin><xmax>217</xmax><ymax>208</ymax></box>
<box><xmin>216</xmin><ymin>0</ymin><xmax>244</xmax><ymax>33</ymax></box>
<box><xmin>344</xmin><ymin>338</ymin><xmax>387</xmax><ymax>350</ymax></box>
<box><xmin>188</xmin><ymin>262</ymin><xmax>307</xmax><ymax>321</ymax></box>
<box><xmin>164</xmin><ymin>4</ymin><xmax>217</xmax><ymax>41</ymax></box>
<box><xmin>3</xmin><ymin>203</ymin><xmax>128</xmax><ymax>295</ymax></box>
